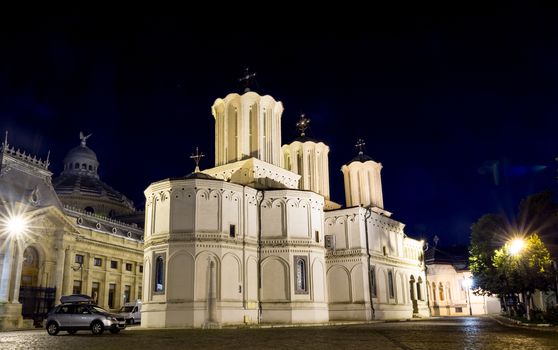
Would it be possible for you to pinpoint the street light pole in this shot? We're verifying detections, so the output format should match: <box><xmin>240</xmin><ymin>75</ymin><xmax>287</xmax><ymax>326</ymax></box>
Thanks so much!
<box><xmin>466</xmin><ymin>284</ymin><xmax>473</xmax><ymax>316</ymax></box>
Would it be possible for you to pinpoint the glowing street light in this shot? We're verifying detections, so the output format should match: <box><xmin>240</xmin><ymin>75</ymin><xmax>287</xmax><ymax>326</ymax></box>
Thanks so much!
<box><xmin>509</xmin><ymin>238</ymin><xmax>525</xmax><ymax>256</ymax></box>
<box><xmin>6</xmin><ymin>215</ymin><xmax>27</xmax><ymax>236</ymax></box>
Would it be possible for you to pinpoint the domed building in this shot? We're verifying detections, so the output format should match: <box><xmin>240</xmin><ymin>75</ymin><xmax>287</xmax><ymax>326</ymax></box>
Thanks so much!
<box><xmin>0</xmin><ymin>132</ymin><xmax>144</xmax><ymax>329</ymax></box>
<box><xmin>53</xmin><ymin>133</ymin><xmax>142</xmax><ymax>226</ymax></box>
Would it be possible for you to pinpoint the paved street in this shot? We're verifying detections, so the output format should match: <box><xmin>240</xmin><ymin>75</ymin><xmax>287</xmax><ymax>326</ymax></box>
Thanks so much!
<box><xmin>1</xmin><ymin>317</ymin><xmax>557</xmax><ymax>350</ymax></box>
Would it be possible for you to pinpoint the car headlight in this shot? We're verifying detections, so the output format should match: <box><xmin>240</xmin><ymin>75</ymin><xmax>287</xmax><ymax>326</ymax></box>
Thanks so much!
<box><xmin>108</xmin><ymin>317</ymin><xmax>117</xmax><ymax>322</ymax></box>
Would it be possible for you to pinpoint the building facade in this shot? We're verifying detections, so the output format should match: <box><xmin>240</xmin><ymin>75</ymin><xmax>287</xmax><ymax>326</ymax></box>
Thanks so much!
<box><xmin>425</xmin><ymin>243</ymin><xmax>500</xmax><ymax>316</ymax></box>
<box><xmin>0</xmin><ymin>134</ymin><xmax>144</xmax><ymax>330</ymax></box>
<box><xmin>142</xmin><ymin>88</ymin><xmax>429</xmax><ymax>328</ymax></box>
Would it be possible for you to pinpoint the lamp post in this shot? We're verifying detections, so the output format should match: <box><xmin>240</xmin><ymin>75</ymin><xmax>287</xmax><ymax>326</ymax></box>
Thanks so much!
<box><xmin>463</xmin><ymin>276</ymin><xmax>473</xmax><ymax>316</ymax></box>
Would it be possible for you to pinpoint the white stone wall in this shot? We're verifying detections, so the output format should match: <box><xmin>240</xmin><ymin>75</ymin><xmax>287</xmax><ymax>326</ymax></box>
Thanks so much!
<box><xmin>324</xmin><ymin>207</ymin><xmax>429</xmax><ymax>320</ymax></box>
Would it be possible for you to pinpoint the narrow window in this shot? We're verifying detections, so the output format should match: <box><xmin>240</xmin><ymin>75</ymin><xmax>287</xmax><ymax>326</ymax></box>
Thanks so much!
<box><xmin>91</xmin><ymin>282</ymin><xmax>100</xmax><ymax>305</ymax></box>
<box><xmin>388</xmin><ymin>271</ymin><xmax>395</xmax><ymax>299</ymax></box>
<box><xmin>439</xmin><ymin>283</ymin><xmax>444</xmax><ymax>301</ymax></box>
<box><xmin>370</xmin><ymin>266</ymin><xmax>377</xmax><ymax>297</ymax></box>
<box><xmin>110</xmin><ymin>260</ymin><xmax>118</xmax><ymax>269</ymax></box>
<box><xmin>108</xmin><ymin>283</ymin><xmax>116</xmax><ymax>308</ymax></box>
<box><xmin>230</xmin><ymin>224</ymin><xmax>236</xmax><ymax>238</ymax></box>
<box><xmin>155</xmin><ymin>256</ymin><xmax>165</xmax><ymax>292</ymax></box>
<box><xmin>383</xmin><ymin>246</ymin><xmax>387</xmax><ymax>256</ymax></box>
<box><xmin>315</xmin><ymin>231</ymin><xmax>320</xmax><ymax>243</ymax></box>
<box><xmin>417</xmin><ymin>277</ymin><xmax>423</xmax><ymax>301</ymax></box>
<box><xmin>125</xmin><ymin>263</ymin><xmax>133</xmax><ymax>271</ymax></box>
<box><xmin>139</xmin><ymin>265</ymin><xmax>143</xmax><ymax>273</ymax></box>
<box><xmin>294</xmin><ymin>256</ymin><xmax>308</xmax><ymax>294</ymax></box>
<box><xmin>73</xmin><ymin>280</ymin><xmax>82</xmax><ymax>294</ymax></box>
<box><xmin>138</xmin><ymin>286</ymin><xmax>143</xmax><ymax>300</ymax></box>
<box><xmin>94</xmin><ymin>258</ymin><xmax>102</xmax><ymax>267</ymax></box>
<box><xmin>124</xmin><ymin>285</ymin><xmax>131</xmax><ymax>303</ymax></box>
<box><xmin>432</xmin><ymin>282</ymin><xmax>437</xmax><ymax>301</ymax></box>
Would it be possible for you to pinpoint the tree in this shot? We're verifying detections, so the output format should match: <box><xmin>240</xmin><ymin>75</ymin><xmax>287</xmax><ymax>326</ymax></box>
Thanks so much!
<box><xmin>493</xmin><ymin>233</ymin><xmax>555</xmax><ymax>320</ymax></box>
<box><xmin>469</xmin><ymin>214</ymin><xmax>508</xmax><ymax>295</ymax></box>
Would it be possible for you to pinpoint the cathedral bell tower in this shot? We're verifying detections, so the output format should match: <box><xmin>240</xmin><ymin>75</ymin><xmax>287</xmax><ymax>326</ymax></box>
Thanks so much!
<box><xmin>204</xmin><ymin>70</ymin><xmax>299</xmax><ymax>189</ymax></box>
<box><xmin>211</xmin><ymin>70</ymin><xmax>284</xmax><ymax>167</ymax></box>
<box><xmin>341</xmin><ymin>139</ymin><xmax>384</xmax><ymax>209</ymax></box>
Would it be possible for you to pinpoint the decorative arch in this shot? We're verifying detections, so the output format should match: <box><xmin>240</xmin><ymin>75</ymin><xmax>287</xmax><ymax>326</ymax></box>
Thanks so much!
<box><xmin>167</xmin><ymin>251</ymin><xmax>194</xmax><ymax>301</ymax></box>
<box><xmin>327</xmin><ymin>265</ymin><xmax>351</xmax><ymax>303</ymax></box>
<box><xmin>261</xmin><ymin>256</ymin><xmax>289</xmax><ymax>301</ymax></box>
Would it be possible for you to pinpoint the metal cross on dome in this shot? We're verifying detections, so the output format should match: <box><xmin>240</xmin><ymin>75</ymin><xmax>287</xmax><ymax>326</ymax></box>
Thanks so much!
<box><xmin>239</xmin><ymin>67</ymin><xmax>257</xmax><ymax>92</ymax></box>
<box><xmin>296</xmin><ymin>113</ymin><xmax>310</xmax><ymax>137</ymax></box>
<box><xmin>190</xmin><ymin>147</ymin><xmax>205</xmax><ymax>173</ymax></box>
<box><xmin>355</xmin><ymin>139</ymin><xmax>366</xmax><ymax>155</ymax></box>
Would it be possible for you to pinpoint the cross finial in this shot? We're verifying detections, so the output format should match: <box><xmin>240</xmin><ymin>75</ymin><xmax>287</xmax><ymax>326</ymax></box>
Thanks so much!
<box><xmin>296</xmin><ymin>113</ymin><xmax>311</xmax><ymax>137</ymax></box>
<box><xmin>190</xmin><ymin>147</ymin><xmax>205</xmax><ymax>173</ymax></box>
<box><xmin>239</xmin><ymin>67</ymin><xmax>257</xmax><ymax>93</ymax></box>
<box><xmin>79</xmin><ymin>131</ymin><xmax>92</xmax><ymax>147</ymax></box>
<box><xmin>433</xmin><ymin>235</ymin><xmax>439</xmax><ymax>247</ymax></box>
<box><xmin>355</xmin><ymin>138</ymin><xmax>366</xmax><ymax>156</ymax></box>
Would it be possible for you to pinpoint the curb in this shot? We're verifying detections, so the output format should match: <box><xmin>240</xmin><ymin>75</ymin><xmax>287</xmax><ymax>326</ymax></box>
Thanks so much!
<box><xmin>489</xmin><ymin>315</ymin><xmax>558</xmax><ymax>332</ymax></box>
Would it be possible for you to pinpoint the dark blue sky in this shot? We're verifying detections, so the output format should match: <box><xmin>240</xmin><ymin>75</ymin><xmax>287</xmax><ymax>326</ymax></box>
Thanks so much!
<box><xmin>1</xmin><ymin>12</ymin><xmax>556</xmax><ymax>245</ymax></box>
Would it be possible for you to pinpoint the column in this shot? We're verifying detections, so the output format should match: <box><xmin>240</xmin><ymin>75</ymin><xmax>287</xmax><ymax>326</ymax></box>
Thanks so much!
<box><xmin>62</xmin><ymin>248</ymin><xmax>73</xmax><ymax>296</ymax></box>
<box><xmin>11</xmin><ymin>242</ymin><xmax>24</xmax><ymax>302</ymax></box>
<box><xmin>0</xmin><ymin>240</ymin><xmax>14</xmax><ymax>302</ymax></box>
<box><xmin>54</xmin><ymin>243</ymin><xmax>66</xmax><ymax>303</ymax></box>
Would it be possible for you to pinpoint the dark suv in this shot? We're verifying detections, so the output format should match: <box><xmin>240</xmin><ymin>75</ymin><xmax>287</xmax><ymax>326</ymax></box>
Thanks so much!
<box><xmin>45</xmin><ymin>302</ymin><xmax>127</xmax><ymax>335</ymax></box>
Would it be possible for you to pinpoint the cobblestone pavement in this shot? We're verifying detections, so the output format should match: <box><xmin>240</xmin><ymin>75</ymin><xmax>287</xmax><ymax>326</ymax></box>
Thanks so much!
<box><xmin>1</xmin><ymin>317</ymin><xmax>557</xmax><ymax>350</ymax></box>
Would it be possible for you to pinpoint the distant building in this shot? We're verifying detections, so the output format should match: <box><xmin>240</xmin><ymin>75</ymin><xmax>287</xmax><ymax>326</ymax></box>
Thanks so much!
<box><xmin>425</xmin><ymin>243</ymin><xmax>500</xmax><ymax>316</ymax></box>
<box><xmin>142</xmin><ymin>88</ymin><xmax>429</xmax><ymax>328</ymax></box>
<box><xmin>0</xmin><ymin>134</ymin><xmax>144</xmax><ymax>329</ymax></box>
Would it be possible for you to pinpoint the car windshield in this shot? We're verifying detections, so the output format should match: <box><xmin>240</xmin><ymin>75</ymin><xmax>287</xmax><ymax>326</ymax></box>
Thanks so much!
<box><xmin>90</xmin><ymin>306</ymin><xmax>109</xmax><ymax>314</ymax></box>
<box><xmin>120</xmin><ymin>306</ymin><xmax>134</xmax><ymax>312</ymax></box>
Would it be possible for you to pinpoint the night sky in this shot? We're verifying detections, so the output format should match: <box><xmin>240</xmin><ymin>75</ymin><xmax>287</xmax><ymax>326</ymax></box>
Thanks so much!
<box><xmin>1</xmin><ymin>12</ymin><xmax>556</xmax><ymax>246</ymax></box>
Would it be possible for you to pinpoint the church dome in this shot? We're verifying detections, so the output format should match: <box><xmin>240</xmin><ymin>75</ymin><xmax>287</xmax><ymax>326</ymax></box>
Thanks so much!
<box><xmin>53</xmin><ymin>132</ymin><xmax>136</xmax><ymax>218</ymax></box>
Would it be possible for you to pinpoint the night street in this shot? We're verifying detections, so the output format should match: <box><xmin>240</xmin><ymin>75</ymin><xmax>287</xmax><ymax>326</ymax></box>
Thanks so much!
<box><xmin>1</xmin><ymin>317</ymin><xmax>557</xmax><ymax>350</ymax></box>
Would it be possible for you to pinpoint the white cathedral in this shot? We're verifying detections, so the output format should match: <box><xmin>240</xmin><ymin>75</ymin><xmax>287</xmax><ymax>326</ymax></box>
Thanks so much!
<box><xmin>142</xmin><ymin>88</ymin><xmax>429</xmax><ymax>328</ymax></box>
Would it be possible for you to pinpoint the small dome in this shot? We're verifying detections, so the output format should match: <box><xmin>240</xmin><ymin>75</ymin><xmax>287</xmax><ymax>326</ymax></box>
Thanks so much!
<box><xmin>61</xmin><ymin>134</ymin><xmax>100</xmax><ymax>177</ymax></box>
<box><xmin>54</xmin><ymin>133</ymin><xmax>137</xmax><ymax>218</ymax></box>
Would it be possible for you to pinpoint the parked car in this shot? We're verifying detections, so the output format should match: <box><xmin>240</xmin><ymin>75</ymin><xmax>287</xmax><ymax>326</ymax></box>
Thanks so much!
<box><xmin>45</xmin><ymin>296</ymin><xmax>126</xmax><ymax>335</ymax></box>
<box><xmin>118</xmin><ymin>300</ymin><xmax>142</xmax><ymax>324</ymax></box>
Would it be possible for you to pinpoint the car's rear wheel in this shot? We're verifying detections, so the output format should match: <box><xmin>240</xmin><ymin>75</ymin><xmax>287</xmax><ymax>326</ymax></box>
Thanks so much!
<box><xmin>46</xmin><ymin>322</ymin><xmax>59</xmax><ymax>336</ymax></box>
<box><xmin>110</xmin><ymin>328</ymin><xmax>120</xmax><ymax>334</ymax></box>
<box><xmin>67</xmin><ymin>329</ymin><xmax>77</xmax><ymax>335</ymax></box>
<box><xmin>91</xmin><ymin>321</ymin><xmax>104</xmax><ymax>335</ymax></box>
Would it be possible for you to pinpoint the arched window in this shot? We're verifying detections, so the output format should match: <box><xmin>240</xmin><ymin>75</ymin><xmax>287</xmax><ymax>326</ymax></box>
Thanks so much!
<box><xmin>84</xmin><ymin>207</ymin><xmax>94</xmax><ymax>214</ymax></box>
<box><xmin>446</xmin><ymin>282</ymin><xmax>452</xmax><ymax>301</ymax></box>
<box><xmin>409</xmin><ymin>275</ymin><xmax>416</xmax><ymax>301</ymax></box>
<box><xmin>417</xmin><ymin>277</ymin><xmax>423</xmax><ymax>301</ymax></box>
<box><xmin>155</xmin><ymin>256</ymin><xmax>165</xmax><ymax>292</ymax></box>
<box><xmin>439</xmin><ymin>282</ymin><xmax>444</xmax><ymax>301</ymax></box>
<box><xmin>432</xmin><ymin>282</ymin><xmax>436</xmax><ymax>301</ymax></box>
<box><xmin>295</xmin><ymin>256</ymin><xmax>308</xmax><ymax>294</ymax></box>
<box><xmin>88</xmin><ymin>165</ymin><xmax>92</xmax><ymax>171</ymax></box>
<box><xmin>388</xmin><ymin>271</ymin><xmax>395</xmax><ymax>299</ymax></box>
<box><xmin>75</xmin><ymin>162</ymin><xmax>79</xmax><ymax>169</ymax></box>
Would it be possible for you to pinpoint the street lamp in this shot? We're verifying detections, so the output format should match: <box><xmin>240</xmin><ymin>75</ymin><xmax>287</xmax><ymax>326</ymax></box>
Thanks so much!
<box><xmin>508</xmin><ymin>238</ymin><xmax>525</xmax><ymax>256</ymax></box>
<box><xmin>462</xmin><ymin>276</ymin><xmax>473</xmax><ymax>316</ymax></box>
